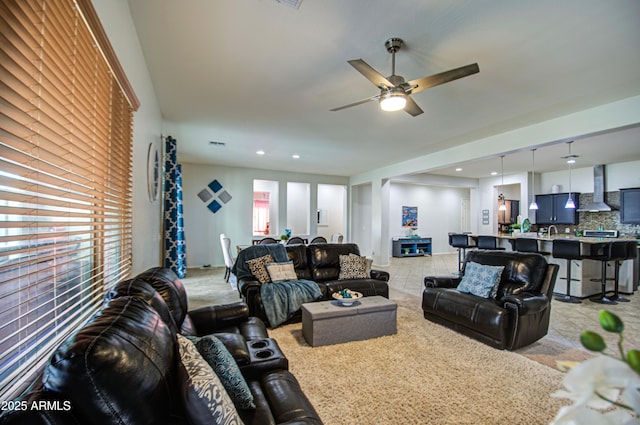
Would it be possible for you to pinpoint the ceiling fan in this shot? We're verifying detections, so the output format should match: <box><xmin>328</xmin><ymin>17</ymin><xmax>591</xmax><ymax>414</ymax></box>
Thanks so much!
<box><xmin>330</xmin><ymin>37</ymin><xmax>479</xmax><ymax>117</ymax></box>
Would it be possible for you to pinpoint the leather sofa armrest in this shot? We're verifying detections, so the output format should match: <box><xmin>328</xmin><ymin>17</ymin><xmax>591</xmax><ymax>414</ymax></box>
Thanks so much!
<box><xmin>370</xmin><ymin>269</ymin><xmax>389</xmax><ymax>282</ymax></box>
<box><xmin>213</xmin><ymin>332</ymin><xmax>251</xmax><ymax>366</ymax></box>
<box><xmin>186</xmin><ymin>301</ymin><xmax>249</xmax><ymax>335</ymax></box>
<box><xmin>501</xmin><ymin>293</ymin><xmax>549</xmax><ymax>315</ymax></box>
<box><xmin>261</xmin><ymin>370</ymin><xmax>323</xmax><ymax>425</ymax></box>
<box><xmin>237</xmin><ymin>278</ymin><xmax>263</xmax><ymax>318</ymax></box>
<box><xmin>424</xmin><ymin>276</ymin><xmax>461</xmax><ymax>289</ymax></box>
<box><xmin>238</xmin><ymin>276</ymin><xmax>260</xmax><ymax>294</ymax></box>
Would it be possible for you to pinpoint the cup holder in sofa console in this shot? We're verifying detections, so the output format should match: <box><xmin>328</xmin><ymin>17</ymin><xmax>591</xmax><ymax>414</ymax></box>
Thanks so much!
<box><xmin>249</xmin><ymin>340</ymin><xmax>268</xmax><ymax>349</ymax></box>
<box><xmin>241</xmin><ymin>338</ymin><xmax>288</xmax><ymax>378</ymax></box>
<box><xmin>254</xmin><ymin>349</ymin><xmax>274</xmax><ymax>359</ymax></box>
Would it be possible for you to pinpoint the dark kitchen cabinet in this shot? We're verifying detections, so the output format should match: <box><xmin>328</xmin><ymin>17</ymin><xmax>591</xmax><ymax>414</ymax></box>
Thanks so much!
<box><xmin>535</xmin><ymin>193</ymin><xmax>580</xmax><ymax>224</ymax></box>
<box><xmin>620</xmin><ymin>188</ymin><xmax>640</xmax><ymax>224</ymax></box>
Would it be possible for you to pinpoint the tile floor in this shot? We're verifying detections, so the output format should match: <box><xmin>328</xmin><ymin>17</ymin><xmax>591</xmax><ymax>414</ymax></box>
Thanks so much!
<box><xmin>185</xmin><ymin>253</ymin><xmax>639</xmax><ymax>353</ymax></box>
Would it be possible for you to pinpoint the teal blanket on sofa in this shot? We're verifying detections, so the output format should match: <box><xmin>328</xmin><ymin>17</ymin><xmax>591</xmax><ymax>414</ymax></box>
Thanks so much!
<box><xmin>232</xmin><ymin>244</ymin><xmax>322</xmax><ymax>327</ymax></box>
<box><xmin>260</xmin><ymin>279</ymin><xmax>322</xmax><ymax>328</ymax></box>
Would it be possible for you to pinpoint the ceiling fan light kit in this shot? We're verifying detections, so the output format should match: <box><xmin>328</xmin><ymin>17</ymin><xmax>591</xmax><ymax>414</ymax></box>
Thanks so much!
<box><xmin>379</xmin><ymin>89</ymin><xmax>407</xmax><ymax>111</ymax></box>
<box><xmin>330</xmin><ymin>37</ymin><xmax>479</xmax><ymax>117</ymax></box>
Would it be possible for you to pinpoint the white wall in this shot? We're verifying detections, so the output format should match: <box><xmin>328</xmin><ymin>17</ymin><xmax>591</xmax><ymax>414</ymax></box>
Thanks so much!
<box><xmin>286</xmin><ymin>182</ymin><xmax>310</xmax><ymax>235</ymax></box>
<box><xmin>180</xmin><ymin>163</ymin><xmax>348</xmax><ymax>267</ymax></box>
<box><xmin>389</xmin><ymin>183</ymin><xmax>471</xmax><ymax>254</ymax></box>
<box><xmin>541</xmin><ymin>160</ymin><xmax>640</xmax><ymax>194</ymax></box>
<box><xmin>317</xmin><ymin>184</ymin><xmax>347</xmax><ymax>241</ymax></box>
<box><xmin>92</xmin><ymin>0</ymin><xmax>164</xmax><ymax>274</ymax></box>
<box><xmin>351</xmin><ymin>184</ymin><xmax>373</xmax><ymax>256</ymax></box>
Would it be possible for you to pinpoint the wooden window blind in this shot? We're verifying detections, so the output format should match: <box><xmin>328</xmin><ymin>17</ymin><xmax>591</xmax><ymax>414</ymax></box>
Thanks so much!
<box><xmin>0</xmin><ymin>0</ymin><xmax>137</xmax><ymax>400</ymax></box>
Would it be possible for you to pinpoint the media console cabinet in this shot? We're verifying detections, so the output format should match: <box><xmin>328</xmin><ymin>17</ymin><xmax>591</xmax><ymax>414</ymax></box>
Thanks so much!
<box><xmin>392</xmin><ymin>237</ymin><xmax>432</xmax><ymax>257</ymax></box>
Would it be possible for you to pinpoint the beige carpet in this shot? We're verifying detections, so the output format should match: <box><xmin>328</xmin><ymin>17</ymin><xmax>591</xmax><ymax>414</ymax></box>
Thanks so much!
<box><xmin>268</xmin><ymin>294</ymin><xmax>569</xmax><ymax>425</ymax></box>
<box><xmin>183</xmin><ymin>269</ymin><xmax>573</xmax><ymax>424</ymax></box>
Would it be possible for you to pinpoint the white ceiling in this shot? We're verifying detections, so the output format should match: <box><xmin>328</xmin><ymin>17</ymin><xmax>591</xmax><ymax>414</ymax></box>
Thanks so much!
<box><xmin>127</xmin><ymin>0</ymin><xmax>640</xmax><ymax>179</ymax></box>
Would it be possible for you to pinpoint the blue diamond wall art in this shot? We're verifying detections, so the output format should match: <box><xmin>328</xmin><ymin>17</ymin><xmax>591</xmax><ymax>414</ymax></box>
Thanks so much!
<box><xmin>199</xmin><ymin>179</ymin><xmax>232</xmax><ymax>213</ymax></box>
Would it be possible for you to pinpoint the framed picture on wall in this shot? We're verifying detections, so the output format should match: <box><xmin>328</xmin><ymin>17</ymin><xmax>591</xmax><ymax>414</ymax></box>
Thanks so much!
<box><xmin>402</xmin><ymin>206</ymin><xmax>418</xmax><ymax>227</ymax></box>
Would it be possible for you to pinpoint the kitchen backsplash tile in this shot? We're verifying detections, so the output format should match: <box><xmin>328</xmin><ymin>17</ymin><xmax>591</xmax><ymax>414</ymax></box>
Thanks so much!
<box><xmin>578</xmin><ymin>192</ymin><xmax>640</xmax><ymax>236</ymax></box>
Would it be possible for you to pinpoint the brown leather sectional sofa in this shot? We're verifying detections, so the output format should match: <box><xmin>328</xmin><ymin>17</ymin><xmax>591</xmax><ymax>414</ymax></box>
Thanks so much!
<box><xmin>0</xmin><ymin>267</ymin><xmax>322</xmax><ymax>425</ymax></box>
<box><xmin>237</xmin><ymin>243</ymin><xmax>390</xmax><ymax>326</ymax></box>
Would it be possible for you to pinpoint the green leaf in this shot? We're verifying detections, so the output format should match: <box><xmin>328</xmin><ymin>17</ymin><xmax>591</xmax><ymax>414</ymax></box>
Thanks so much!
<box><xmin>580</xmin><ymin>330</ymin><xmax>607</xmax><ymax>352</ymax></box>
<box><xmin>598</xmin><ymin>310</ymin><xmax>623</xmax><ymax>334</ymax></box>
<box><xmin>627</xmin><ymin>349</ymin><xmax>640</xmax><ymax>374</ymax></box>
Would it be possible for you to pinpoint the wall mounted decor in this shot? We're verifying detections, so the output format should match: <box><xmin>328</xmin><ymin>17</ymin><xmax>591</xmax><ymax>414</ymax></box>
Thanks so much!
<box><xmin>482</xmin><ymin>209</ymin><xmax>490</xmax><ymax>225</ymax></box>
<box><xmin>402</xmin><ymin>206</ymin><xmax>418</xmax><ymax>227</ymax></box>
<box><xmin>147</xmin><ymin>142</ymin><xmax>160</xmax><ymax>202</ymax></box>
<box><xmin>197</xmin><ymin>178</ymin><xmax>233</xmax><ymax>214</ymax></box>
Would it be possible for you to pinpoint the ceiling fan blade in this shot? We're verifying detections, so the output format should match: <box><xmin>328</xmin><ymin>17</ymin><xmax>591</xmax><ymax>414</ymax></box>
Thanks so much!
<box><xmin>404</xmin><ymin>96</ymin><xmax>423</xmax><ymax>116</ymax></box>
<box><xmin>329</xmin><ymin>95</ymin><xmax>379</xmax><ymax>112</ymax></box>
<box><xmin>406</xmin><ymin>63</ymin><xmax>479</xmax><ymax>95</ymax></box>
<box><xmin>348</xmin><ymin>59</ymin><xmax>394</xmax><ymax>88</ymax></box>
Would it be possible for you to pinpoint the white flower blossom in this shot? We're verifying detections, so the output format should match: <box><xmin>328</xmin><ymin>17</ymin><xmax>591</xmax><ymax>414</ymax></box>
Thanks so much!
<box><xmin>551</xmin><ymin>356</ymin><xmax>640</xmax><ymax>425</ymax></box>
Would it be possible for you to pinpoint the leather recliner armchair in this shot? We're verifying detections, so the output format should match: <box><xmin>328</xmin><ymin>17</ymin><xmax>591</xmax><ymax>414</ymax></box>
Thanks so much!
<box><xmin>422</xmin><ymin>250</ymin><xmax>559</xmax><ymax>350</ymax></box>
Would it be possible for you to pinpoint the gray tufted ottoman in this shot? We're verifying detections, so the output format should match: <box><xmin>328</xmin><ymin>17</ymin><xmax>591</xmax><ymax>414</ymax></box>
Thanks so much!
<box><xmin>301</xmin><ymin>296</ymin><xmax>397</xmax><ymax>347</ymax></box>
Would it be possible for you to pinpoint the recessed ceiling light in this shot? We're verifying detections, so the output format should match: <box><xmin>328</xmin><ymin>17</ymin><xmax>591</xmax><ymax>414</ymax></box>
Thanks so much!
<box><xmin>455</xmin><ymin>168</ymin><xmax>462</xmax><ymax>172</ymax></box>
<box><xmin>256</xmin><ymin>150</ymin><xmax>265</xmax><ymax>155</ymax></box>
<box><xmin>292</xmin><ymin>154</ymin><xmax>300</xmax><ymax>159</ymax></box>
<box><xmin>491</xmin><ymin>171</ymin><xmax>498</xmax><ymax>176</ymax></box>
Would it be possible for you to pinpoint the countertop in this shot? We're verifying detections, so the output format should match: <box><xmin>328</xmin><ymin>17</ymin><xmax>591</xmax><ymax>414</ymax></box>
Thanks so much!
<box><xmin>480</xmin><ymin>233</ymin><xmax>639</xmax><ymax>244</ymax></box>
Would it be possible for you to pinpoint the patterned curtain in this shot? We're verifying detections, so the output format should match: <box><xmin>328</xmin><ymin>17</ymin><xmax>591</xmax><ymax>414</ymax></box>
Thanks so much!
<box><xmin>164</xmin><ymin>136</ymin><xmax>187</xmax><ymax>278</ymax></box>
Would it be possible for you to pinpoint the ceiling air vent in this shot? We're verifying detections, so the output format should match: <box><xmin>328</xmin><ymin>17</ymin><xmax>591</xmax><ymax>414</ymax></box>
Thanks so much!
<box><xmin>274</xmin><ymin>0</ymin><xmax>303</xmax><ymax>9</ymax></box>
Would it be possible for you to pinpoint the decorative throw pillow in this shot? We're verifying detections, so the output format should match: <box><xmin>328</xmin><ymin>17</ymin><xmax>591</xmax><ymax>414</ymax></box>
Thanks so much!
<box><xmin>246</xmin><ymin>254</ymin><xmax>273</xmax><ymax>283</ymax></box>
<box><xmin>191</xmin><ymin>335</ymin><xmax>255</xmax><ymax>410</ymax></box>
<box><xmin>265</xmin><ymin>261</ymin><xmax>298</xmax><ymax>282</ymax></box>
<box><xmin>175</xmin><ymin>334</ymin><xmax>242</xmax><ymax>425</ymax></box>
<box><xmin>362</xmin><ymin>255</ymin><xmax>373</xmax><ymax>276</ymax></box>
<box><xmin>457</xmin><ymin>262</ymin><xmax>505</xmax><ymax>298</ymax></box>
<box><xmin>338</xmin><ymin>254</ymin><xmax>369</xmax><ymax>280</ymax></box>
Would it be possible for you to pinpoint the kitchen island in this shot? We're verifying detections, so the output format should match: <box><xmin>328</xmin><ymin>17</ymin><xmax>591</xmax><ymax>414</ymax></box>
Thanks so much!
<box><xmin>474</xmin><ymin>233</ymin><xmax>638</xmax><ymax>298</ymax></box>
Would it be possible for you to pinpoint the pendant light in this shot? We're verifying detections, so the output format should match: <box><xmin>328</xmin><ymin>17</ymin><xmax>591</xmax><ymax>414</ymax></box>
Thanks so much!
<box><xmin>498</xmin><ymin>155</ymin><xmax>507</xmax><ymax>211</ymax></box>
<box><xmin>564</xmin><ymin>141</ymin><xmax>576</xmax><ymax>209</ymax></box>
<box><xmin>529</xmin><ymin>149</ymin><xmax>539</xmax><ymax>210</ymax></box>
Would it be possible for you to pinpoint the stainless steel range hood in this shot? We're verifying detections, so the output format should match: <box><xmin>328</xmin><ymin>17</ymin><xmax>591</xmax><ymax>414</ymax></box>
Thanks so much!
<box><xmin>576</xmin><ymin>164</ymin><xmax>613</xmax><ymax>212</ymax></box>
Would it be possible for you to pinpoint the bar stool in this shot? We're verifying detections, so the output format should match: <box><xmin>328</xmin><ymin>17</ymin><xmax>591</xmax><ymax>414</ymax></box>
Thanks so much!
<box><xmin>511</xmin><ymin>238</ymin><xmax>551</xmax><ymax>256</ymax></box>
<box><xmin>588</xmin><ymin>242</ymin><xmax>617</xmax><ymax>305</ymax></box>
<box><xmin>449</xmin><ymin>233</ymin><xmax>475</xmax><ymax>272</ymax></box>
<box><xmin>609</xmin><ymin>241</ymin><xmax>634</xmax><ymax>303</ymax></box>
<box><xmin>552</xmin><ymin>239</ymin><xmax>582</xmax><ymax>303</ymax></box>
<box><xmin>475</xmin><ymin>235</ymin><xmax>506</xmax><ymax>250</ymax></box>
